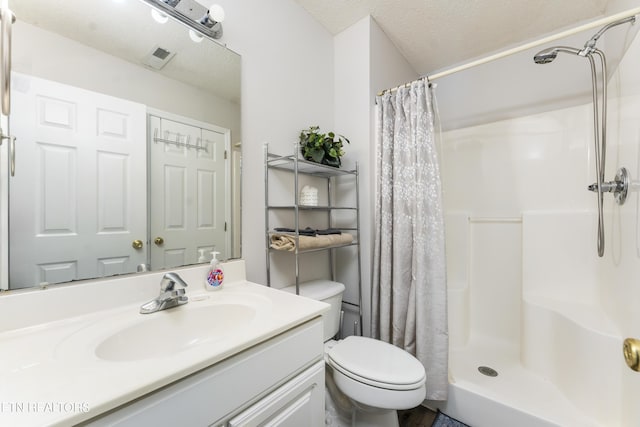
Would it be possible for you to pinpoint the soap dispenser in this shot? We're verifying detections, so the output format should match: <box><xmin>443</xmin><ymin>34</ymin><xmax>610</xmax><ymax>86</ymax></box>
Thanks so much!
<box><xmin>205</xmin><ymin>251</ymin><xmax>224</xmax><ymax>291</ymax></box>
<box><xmin>198</xmin><ymin>249</ymin><xmax>207</xmax><ymax>263</ymax></box>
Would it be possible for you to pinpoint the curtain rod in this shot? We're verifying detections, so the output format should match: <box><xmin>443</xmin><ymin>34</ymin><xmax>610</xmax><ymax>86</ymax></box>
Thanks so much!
<box><xmin>377</xmin><ymin>7</ymin><xmax>640</xmax><ymax>97</ymax></box>
<box><xmin>376</xmin><ymin>77</ymin><xmax>430</xmax><ymax>97</ymax></box>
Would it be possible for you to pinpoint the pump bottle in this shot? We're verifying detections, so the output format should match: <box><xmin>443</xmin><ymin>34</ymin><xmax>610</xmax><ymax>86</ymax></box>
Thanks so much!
<box><xmin>205</xmin><ymin>251</ymin><xmax>224</xmax><ymax>291</ymax></box>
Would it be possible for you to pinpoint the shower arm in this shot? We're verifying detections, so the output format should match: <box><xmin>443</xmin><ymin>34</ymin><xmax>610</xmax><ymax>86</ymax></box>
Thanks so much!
<box><xmin>580</xmin><ymin>16</ymin><xmax>636</xmax><ymax>56</ymax></box>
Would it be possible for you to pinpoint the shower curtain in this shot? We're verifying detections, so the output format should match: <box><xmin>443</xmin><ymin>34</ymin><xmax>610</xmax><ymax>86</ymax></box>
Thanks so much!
<box><xmin>372</xmin><ymin>79</ymin><xmax>448</xmax><ymax>400</ymax></box>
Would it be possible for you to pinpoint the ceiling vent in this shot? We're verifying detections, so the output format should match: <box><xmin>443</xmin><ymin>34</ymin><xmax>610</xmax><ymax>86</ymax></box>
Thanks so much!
<box><xmin>142</xmin><ymin>45</ymin><xmax>176</xmax><ymax>70</ymax></box>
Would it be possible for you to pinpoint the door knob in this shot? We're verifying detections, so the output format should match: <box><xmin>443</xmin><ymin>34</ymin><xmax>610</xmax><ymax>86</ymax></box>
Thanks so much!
<box><xmin>154</xmin><ymin>237</ymin><xmax>164</xmax><ymax>246</ymax></box>
<box><xmin>623</xmin><ymin>338</ymin><xmax>640</xmax><ymax>372</ymax></box>
<box><xmin>132</xmin><ymin>239</ymin><xmax>143</xmax><ymax>250</ymax></box>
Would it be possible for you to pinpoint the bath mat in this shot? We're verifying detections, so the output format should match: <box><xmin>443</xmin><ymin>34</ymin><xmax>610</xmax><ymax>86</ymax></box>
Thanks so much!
<box><xmin>431</xmin><ymin>410</ymin><xmax>471</xmax><ymax>427</ymax></box>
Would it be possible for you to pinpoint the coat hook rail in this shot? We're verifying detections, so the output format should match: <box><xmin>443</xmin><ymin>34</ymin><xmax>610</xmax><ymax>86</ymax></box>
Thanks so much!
<box><xmin>152</xmin><ymin>128</ymin><xmax>208</xmax><ymax>152</ymax></box>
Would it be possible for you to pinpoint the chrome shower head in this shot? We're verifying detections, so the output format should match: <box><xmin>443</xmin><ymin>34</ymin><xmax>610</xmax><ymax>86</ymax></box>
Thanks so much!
<box><xmin>533</xmin><ymin>48</ymin><xmax>558</xmax><ymax>64</ymax></box>
<box><xmin>533</xmin><ymin>46</ymin><xmax>582</xmax><ymax>64</ymax></box>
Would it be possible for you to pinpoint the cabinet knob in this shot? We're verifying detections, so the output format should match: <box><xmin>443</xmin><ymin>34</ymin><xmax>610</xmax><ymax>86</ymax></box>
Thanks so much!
<box><xmin>154</xmin><ymin>237</ymin><xmax>164</xmax><ymax>246</ymax></box>
<box><xmin>132</xmin><ymin>239</ymin><xmax>144</xmax><ymax>250</ymax></box>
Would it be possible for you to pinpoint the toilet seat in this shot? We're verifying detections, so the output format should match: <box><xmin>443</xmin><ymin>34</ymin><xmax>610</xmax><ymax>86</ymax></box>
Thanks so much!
<box><xmin>326</xmin><ymin>336</ymin><xmax>426</xmax><ymax>391</ymax></box>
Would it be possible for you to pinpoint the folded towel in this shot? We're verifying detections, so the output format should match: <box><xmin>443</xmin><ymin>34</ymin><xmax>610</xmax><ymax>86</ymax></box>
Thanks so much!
<box><xmin>270</xmin><ymin>232</ymin><xmax>354</xmax><ymax>252</ymax></box>
<box><xmin>274</xmin><ymin>227</ymin><xmax>316</xmax><ymax>236</ymax></box>
<box><xmin>272</xmin><ymin>227</ymin><xmax>342</xmax><ymax>236</ymax></box>
<box><xmin>316</xmin><ymin>228</ymin><xmax>342</xmax><ymax>235</ymax></box>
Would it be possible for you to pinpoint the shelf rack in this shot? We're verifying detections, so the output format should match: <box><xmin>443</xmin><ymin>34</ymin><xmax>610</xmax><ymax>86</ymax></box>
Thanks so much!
<box><xmin>264</xmin><ymin>143</ymin><xmax>363</xmax><ymax>335</ymax></box>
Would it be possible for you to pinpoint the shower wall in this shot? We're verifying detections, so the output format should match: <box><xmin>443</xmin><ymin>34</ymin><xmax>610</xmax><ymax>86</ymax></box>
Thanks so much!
<box><xmin>440</xmin><ymin>23</ymin><xmax>640</xmax><ymax>427</ymax></box>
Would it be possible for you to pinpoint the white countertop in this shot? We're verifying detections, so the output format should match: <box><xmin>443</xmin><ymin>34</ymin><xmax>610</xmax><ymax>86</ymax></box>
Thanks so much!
<box><xmin>0</xmin><ymin>261</ymin><xmax>328</xmax><ymax>426</ymax></box>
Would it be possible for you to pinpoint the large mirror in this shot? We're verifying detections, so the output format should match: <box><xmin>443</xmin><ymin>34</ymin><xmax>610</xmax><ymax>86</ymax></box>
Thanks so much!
<box><xmin>7</xmin><ymin>0</ymin><xmax>241</xmax><ymax>290</ymax></box>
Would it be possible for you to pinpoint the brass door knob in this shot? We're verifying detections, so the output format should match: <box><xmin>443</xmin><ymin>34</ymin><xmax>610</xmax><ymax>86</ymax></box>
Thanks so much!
<box><xmin>132</xmin><ymin>239</ymin><xmax>143</xmax><ymax>250</ymax></box>
<box><xmin>623</xmin><ymin>338</ymin><xmax>640</xmax><ymax>371</ymax></box>
<box><xmin>154</xmin><ymin>237</ymin><xmax>164</xmax><ymax>246</ymax></box>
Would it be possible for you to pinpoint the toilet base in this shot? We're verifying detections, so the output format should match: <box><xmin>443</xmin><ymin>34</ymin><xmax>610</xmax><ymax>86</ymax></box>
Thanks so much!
<box><xmin>325</xmin><ymin>368</ymin><xmax>399</xmax><ymax>427</ymax></box>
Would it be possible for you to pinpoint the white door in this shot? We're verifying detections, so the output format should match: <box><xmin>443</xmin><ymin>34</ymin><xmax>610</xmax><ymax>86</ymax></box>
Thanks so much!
<box><xmin>149</xmin><ymin>115</ymin><xmax>227</xmax><ymax>270</ymax></box>
<box><xmin>9</xmin><ymin>73</ymin><xmax>147</xmax><ymax>288</ymax></box>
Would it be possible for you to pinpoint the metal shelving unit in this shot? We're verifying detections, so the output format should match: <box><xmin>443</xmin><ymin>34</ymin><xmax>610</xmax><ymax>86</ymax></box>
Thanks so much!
<box><xmin>264</xmin><ymin>143</ymin><xmax>363</xmax><ymax>335</ymax></box>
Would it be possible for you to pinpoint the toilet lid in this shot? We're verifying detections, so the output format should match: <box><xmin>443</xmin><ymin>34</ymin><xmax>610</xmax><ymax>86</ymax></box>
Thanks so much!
<box><xmin>327</xmin><ymin>336</ymin><xmax>426</xmax><ymax>390</ymax></box>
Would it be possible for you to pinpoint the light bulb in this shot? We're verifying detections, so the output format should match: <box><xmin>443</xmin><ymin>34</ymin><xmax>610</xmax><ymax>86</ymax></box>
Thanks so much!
<box><xmin>189</xmin><ymin>29</ymin><xmax>204</xmax><ymax>43</ymax></box>
<box><xmin>209</xmin><ymin>4</ymin><xmax>225</xmax><ymax>22</ymax></box>
<box><xmin>151</xmin><ymin>9</ymin><xmax>169</xmax><ymax>24</ymax></box>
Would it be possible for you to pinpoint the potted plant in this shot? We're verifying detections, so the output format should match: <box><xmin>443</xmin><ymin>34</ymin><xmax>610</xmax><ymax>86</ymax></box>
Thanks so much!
<box><xmin>299</xmin><ymin>126</ymin><xmax>350</xmax><ymax>168</ymax></box>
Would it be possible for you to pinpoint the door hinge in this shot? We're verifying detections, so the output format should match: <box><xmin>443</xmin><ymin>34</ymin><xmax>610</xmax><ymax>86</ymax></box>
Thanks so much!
<box><xmin>224</xmin><ymin>221</ymin><xmax>227</xmax><ymax>231</ymax></box>
<box><xmin>224</xmin><ymin>150</ymin><xmax>228</xmax><ymax>160</ymax></box>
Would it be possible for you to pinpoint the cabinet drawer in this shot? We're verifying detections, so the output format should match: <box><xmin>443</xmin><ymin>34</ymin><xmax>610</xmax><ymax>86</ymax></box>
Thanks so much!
<box><xmin>227</xmin><ymin>360</ymin><xmax>324</xmax><ymax>427</ymax></box>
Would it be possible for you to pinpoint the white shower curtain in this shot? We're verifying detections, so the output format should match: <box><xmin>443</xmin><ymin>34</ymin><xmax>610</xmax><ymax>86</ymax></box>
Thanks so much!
<box><xmin>372</xmin><ymin>79</ymin><xmax>448</xmax><ymax>401</ymax></box>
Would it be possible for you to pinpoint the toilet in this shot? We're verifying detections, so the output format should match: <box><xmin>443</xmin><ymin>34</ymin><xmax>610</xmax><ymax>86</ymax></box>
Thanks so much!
<box><xmin>282</xmin><ymin>280</ymin><xmax>426</xmax><ymax>427</ymax></box>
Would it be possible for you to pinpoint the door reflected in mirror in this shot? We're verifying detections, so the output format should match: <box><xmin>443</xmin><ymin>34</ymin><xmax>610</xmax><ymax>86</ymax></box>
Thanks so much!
<box><xmin>7</xmin><ymin>0</ymin><xmax>241</xmax><ymax>290</ymax></box>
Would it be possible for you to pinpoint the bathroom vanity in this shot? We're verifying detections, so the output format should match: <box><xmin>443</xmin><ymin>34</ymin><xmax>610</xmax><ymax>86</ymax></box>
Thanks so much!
<box><xmin>0</xmin><ymin>260</ymin><xmax>328</xmax><ymax>426</ymax></box>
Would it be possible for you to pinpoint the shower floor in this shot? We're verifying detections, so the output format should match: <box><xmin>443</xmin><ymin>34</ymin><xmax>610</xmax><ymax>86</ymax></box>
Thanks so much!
<box><xmin>436</xmin><ymin>337</ymin><xmax>601</xmax><ymax>427</ymax></box>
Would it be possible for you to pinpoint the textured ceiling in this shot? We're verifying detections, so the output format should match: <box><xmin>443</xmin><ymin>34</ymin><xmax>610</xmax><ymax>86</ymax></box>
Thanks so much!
<box><xmin>293</xmin><ymin>0</ymin><xmax>611</xmax><ymax>75</ymax></box>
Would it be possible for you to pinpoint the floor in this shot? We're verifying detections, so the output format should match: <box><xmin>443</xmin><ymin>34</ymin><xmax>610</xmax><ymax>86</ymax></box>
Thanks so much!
<box><xmin>398</xmin><ymin>405</ymin><xmax>438</xmax><ymax>427</ymax></box>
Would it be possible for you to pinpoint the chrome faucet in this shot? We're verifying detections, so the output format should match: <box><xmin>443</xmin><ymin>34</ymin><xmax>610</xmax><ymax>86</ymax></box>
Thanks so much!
<box><xmin>140</xmin><ymin>272</ymin><xmax>189</xmax><ymax>314</ymax></box>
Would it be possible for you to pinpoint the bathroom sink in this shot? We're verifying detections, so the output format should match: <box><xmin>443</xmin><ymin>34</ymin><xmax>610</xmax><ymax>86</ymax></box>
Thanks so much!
<box><xmin>95</xmin><ymin>303</ymin><xmax>257</xmax><ymax>361</ymax></box>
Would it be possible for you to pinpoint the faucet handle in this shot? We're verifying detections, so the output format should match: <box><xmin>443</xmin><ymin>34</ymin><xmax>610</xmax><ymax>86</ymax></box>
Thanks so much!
<box><xmin>160</xmin><ymin>272</ymin><xmax>188</xmax><ymax>292</ymax></box>
<box><xmin>170</xmin><ymin>288</ymin><xmax>186</xmax><ymax>297</ymax></box>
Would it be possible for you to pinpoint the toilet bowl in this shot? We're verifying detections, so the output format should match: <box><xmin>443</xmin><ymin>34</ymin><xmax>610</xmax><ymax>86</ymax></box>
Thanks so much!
<box><xmin>282</xmin><ymin>280</ymin><xmax>426</xmax><ymax>427</ymax></box>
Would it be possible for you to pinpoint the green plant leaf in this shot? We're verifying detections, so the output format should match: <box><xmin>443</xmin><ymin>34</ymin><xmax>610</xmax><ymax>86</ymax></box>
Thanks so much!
<box><xmin>324</xmin><ymin>157</ymin><xmax>340</xmax><ymax>167</ymax></box>
<box><xmin>298</xmin><ymin>126</ymin><xmax>349</xmax><ymax>167</ymax></box>
<box><xmin>310</xmin><ymin>147</ymin><xmax>325</xmax><ymax>163</ymax></box>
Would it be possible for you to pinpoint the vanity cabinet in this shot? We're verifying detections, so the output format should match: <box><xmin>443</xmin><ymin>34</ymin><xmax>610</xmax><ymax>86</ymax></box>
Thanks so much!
<box><xmin>83</xmin><ymin>318</ymin><xmax>324</xmax><ymax>427</ymax></box>
<box><xmin>264</xmin><ymin>144</ymin><xmax>363</xmax><ymax>335</ymax></box>
<box><xmin>227</xmin><ymin>361</ymin><xmax>323</xmax><ymax>426</ymax></box>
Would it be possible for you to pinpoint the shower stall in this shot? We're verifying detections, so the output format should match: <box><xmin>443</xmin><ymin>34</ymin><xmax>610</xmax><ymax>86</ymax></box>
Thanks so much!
<box><xmin>429</xmin><ymin>11</ymin><xmax>640</xmax><ymax>427</ymax></box>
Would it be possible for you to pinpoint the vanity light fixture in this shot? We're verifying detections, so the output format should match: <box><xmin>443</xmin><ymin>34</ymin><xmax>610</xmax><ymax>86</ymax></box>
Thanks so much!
<box><xmin>141</xmin><ymin>0</ymin><xmax>224</xmax><ymax>40</ymax></box>
<box><xmin>151</xmin><ymin>8</ymin><xmax>169</xmax><ymax>24</ymax></box>
<box><xmin>189</xmin><ymin>29</ymin><xmax>204</xmax><ymax>43</ymax></box>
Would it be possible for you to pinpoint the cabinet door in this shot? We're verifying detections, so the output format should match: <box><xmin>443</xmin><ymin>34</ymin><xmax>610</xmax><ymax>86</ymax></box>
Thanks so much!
<box><xmin>227</xmin><ymin>361</ymin><xmax>324</xmax><ymax>427</ymax></box>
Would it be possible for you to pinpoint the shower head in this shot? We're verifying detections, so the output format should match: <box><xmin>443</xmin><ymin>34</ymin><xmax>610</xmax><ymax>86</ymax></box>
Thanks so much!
<box><xmin>533</xmin><ymin>48</ymin><xmax>558</xmax><ymax>64</ymax></box>
<box><xmin>533</xmin><ymin>46</ymin><xmax>582</xmax><ymax>64</ymax></box>
<box><xmin>534</xmin><ymin>16</ymin><xmax>636</xmax><ymax>63</ymax></box>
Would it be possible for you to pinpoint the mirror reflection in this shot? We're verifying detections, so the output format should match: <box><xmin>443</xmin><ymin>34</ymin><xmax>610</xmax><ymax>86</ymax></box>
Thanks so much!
<box><xmin>7</xmin><ymin>0</ymin><xmax>241</xmax><ymax>290</ymax></box>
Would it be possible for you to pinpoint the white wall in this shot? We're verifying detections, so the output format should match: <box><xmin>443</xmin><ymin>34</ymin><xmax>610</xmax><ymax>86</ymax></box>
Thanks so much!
<box><xmin>214</xmin><ymin>0</ymin><xmax>335</xmax><ymax>286</ymax></box>
<box><xmin>332</xmin><ymin>17</ymin><xmax>370</xmax><ymax>335</ymax></box>
<box><xmin>13</xmin><ymin>21</ymin><xmax>240</xmax><ymax>138</ymax></box>
<box><xmin>332</xmin><ymin>16</ymin><xmax>418</xmax><ymax>336</ymax></box>
<box><xmin>218</xmin><ymin>8</ymin><xmax>417</xmax><ymax>336</ymax></box>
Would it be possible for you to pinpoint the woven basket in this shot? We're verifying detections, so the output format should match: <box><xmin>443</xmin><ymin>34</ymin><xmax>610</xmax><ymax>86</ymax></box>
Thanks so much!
<box><xmin>300</xmin><ymin>185</ymin><xmax>318</xmax><ymax>206</ymax></box>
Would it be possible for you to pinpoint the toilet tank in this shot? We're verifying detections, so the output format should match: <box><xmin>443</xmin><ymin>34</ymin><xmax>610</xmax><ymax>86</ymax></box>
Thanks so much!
<box><xmin>281</xmin><ymin>280</ymin><xmax>345</xmax><ymax>341</ymax></box>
